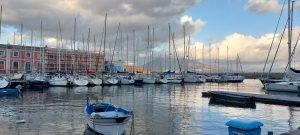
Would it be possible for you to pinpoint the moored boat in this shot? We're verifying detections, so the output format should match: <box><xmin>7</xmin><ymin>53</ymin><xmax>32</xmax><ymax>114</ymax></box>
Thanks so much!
<box><xmin>84</xmin><ymin>97</ymin><xmax>132</xmax><ymax>135</ymax></box>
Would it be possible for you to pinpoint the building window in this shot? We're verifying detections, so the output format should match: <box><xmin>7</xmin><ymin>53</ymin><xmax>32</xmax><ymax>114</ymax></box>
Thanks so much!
<box><xmin>13</xmin><ymin>51</ymin><xmax>19</xmax><ymax>57</ymax></box>
<box><xmin>13</xmin><ymin>62</ymin><xmax>18</xmax><ymax>73</ymax></box>
<box><xmin>0</xmin><ymin>61</ymin><xmax>4</xmax><ymax>70</ymax></box>
<box><xmin>25</xmin><ymin>62</ymin><xmax>31</xmax><ymax>71</ymax></box>
<box><xmin>26</xmin><ymin>52</ymin><xmax>31</xmax><ymax>58</ymax></box>
<box><xmin>0</xmin><ymin>50</ymin><xmax>4</xmax><ymax>57</ymax></box>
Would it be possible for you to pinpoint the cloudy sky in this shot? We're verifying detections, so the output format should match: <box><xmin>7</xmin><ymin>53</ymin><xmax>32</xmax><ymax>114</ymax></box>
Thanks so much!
<box><xmin>0</xmin><ymin>0</ymin><xmax>299</xmax><ymax>72</ymax></box>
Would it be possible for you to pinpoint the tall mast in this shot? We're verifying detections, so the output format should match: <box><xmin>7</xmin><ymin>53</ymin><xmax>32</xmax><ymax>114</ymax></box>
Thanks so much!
<box><xmin>209</xmin><ymin>43</ymin><xmax>211</xmax><ymax>75</ymax></box>
<box><xmin>226</xmin><ymin>45</ymin><xmax>228</xmax><ymax>75</ymax></box>
<box><xmin>183</xmin><ymin>26</ymin><xmax>186</xmax><ymax>74</ymax></box>
<box><xmin>31</xmin><ymin>31</ymin><xmax>33</xmax><ymax>72</ymax></box>
<box><xmin>152</xmin><ymin>27</ymin><xmax>154</xmax><ymax>73</ymax></box>
<box><xmin>87</xmin><ymin>28</ymin><xmax>91</xmax><ymax>71</ymax></box>
<box><xmin>217</xmin><ymin>47</ymin><xmax>219</xmax><ymax>74</ymax></box>
<box><xmin>103</xmin><ymin>13</ymin><xmax>107</xmax><ymax>73</ymax></box>
<box><xmin>133</xmin><ymin>30</ymin><xmax>135</xmax><ymax>73</ymax></box>
<box><xmin>126</xmin><ymin>33</ymin><xmax>128</xmax><ymax>68</ymax></box>
<box><xmin>73</xmin><ymin>17</ymin><xmax>76</xmax><ymax>73</ymax></box>
<box><xmin>21</xmin><ymin>24</ymin><xmax>25</xmax><ymax>73</ymax></box>
<box><xmin>0</xmin><ymin>5</ymin><xmax>2</xmax><ymax>39</ymax></box>
<box><xmin>93</xmin><ymin>34</ymin><xmax>96</xmax><ymax>72</ymax></box>
<box><xmin>40</xmin><ymin>21</ymin><xmax>43</xmax><ymax>74</ymax></box>
<box><xmin>202</xmin><ymin>44</ymin><xmax>204</xmax><ymax>74</ymax></box>
<box><xmin>168</xmin><ymin>23</ymin><xmax>171</xmax><ymax>70</ymax></box>
<box><xmin>58</xmin><ymin>19</ymin><xmax>63</xmax><ymax>72</ymax></box>
<box><xmin>194</xmin><ymin>46</ymin><xmax>197</xmax><ymax>72</ymax></box>
<box><xmin>41</xmin><ymin>21</ymin><xmax>45</xmax><ymax>74</ymax></box>
<box><xmin>287</xmin><ymin>0</ymin><xmax>291</xmax><ymax>70</ymax></box>
<box><xmin>147</xmin><ymin>26</ymin><xmax>150</xmax><ymax>74</ymax></box>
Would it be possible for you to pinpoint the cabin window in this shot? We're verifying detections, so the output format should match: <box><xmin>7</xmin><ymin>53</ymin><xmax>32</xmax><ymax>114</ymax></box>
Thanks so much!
<box><xmin>13</xmin><ymin>51</ymin><xmax>19</xmax><ymax>57</ymax></box>
<box><xmin>0</xmin><ymin>61</ymin><xmax>4</xmax><ymax>70</ymax></box>
<box><xmin>13</xmin><ymin>62</ymin><xmax>18</xmax><ymax>73</ymax></box>
<box><xmin>25</xmin><ymin>62</ymin><xmax>31</xmax><ymax>71</ymax></box>
<box><xmin>26</xmin><ymin>52</ymin><xmax>31</xmax><ymax>58</ymax></box>
<box><xmin>0</xmin><ymin>50</ymin><xmax>4</xmax><ymax>57</ymax></box>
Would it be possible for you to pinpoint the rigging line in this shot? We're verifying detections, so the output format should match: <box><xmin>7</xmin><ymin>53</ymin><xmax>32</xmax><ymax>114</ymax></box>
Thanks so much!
<box><xmin>267</xmin><ymin>20</ymin><xmax>288</xmax><ymax>79</ymax></box>
<box><xmin>261</xmin><ymin>0</ymin><xmax>286</xmax><ymax>78</ymax></box>
<box><xmin>172</xmin><ymin>33</ymin><xmax>182</xmax><ymax>74</ymax></box>
<box><xmin>110</xmin><ymin>23</ymin><xmax>121</xmax><ymax>73</ymax></box>
<box><xmin>283</xmin><ymin>32</ymin><xmax>300</xmax><ymax>76</ymax></box>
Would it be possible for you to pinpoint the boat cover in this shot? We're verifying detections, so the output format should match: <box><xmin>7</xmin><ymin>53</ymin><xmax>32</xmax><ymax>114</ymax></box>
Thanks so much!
<box><xmin>226</xmin><ymin>119</ymin><xmax>263</xmax><ymax>130</ymax></box>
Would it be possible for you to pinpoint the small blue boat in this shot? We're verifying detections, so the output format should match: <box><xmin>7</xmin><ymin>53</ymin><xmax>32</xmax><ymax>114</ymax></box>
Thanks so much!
<box><xmin>84</xmin><ymin>97</ymin><xmax>132</xmax><ymax>135</ymax></box>
<box><xmin>0</xmin><ymin>88</ymin><xmax>19</xmax><ymax>96</ymax></box>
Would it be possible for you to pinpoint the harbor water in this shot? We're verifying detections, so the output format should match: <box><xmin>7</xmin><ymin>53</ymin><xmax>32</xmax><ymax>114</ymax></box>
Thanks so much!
<box><xmin>0</xmin><ymin>79</ymin><xmax>299</xmax><ymax>135</ymax></box>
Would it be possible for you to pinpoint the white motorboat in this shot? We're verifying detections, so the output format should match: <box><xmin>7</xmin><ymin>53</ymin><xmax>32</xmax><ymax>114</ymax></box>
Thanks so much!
<box><xmin>84</xmin><ymin>97</ymin><xmax>132</xmax><ymax>135</ymax></box>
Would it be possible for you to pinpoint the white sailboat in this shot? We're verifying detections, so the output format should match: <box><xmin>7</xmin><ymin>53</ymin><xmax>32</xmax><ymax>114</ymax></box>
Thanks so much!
<box><xmin>265</xmin><ymin>0</ymin><xmax>300</xmax><ymax>92</ymax></box>
<box><xmin>182</xmin><ymin>28</ymin><xmax>198</xmax><ymax>83</ymax></box>
<box><xmin>143</xmin><ymin>26</ymin><xmax>155</xmax><ymax>84</ymax></box>
<box><xmin>49</xmin><ymin>21</ymin><xmax>68</xmax><ymax>86</ymax></box>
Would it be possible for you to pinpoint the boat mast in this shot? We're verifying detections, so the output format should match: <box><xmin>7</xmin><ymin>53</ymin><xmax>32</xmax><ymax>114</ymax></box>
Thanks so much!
<box><xmin>287</xmin><ymin>0</ymin><xmax>292</xmax><ymax>70</ymax></box>
<box><xmin>147</xmin><ymin>26</ymin><xmax>150</xmax><ymax>75</ymax></box>
<box><xmin>87</xmin><ymin>28</ymin><xmax>91</xmax><ymax>72</ymax></box>
<box><xmin>30</xmin><ymin>31</ymin><xmax>33</xmax><ymax>73</ymax></box>
<box><xmin>58</xmin><ymin>19</ymin><xmax>63</xmax><ymax>74</ymax></box>
<box><xmin>226</xmin><ymin>45</ymin><xmax>228</xmax><ymax>75</ymax></box>
<box><xmin>73</xmin><ymin>17</ymin><xmax>76</xmax><ymax>74</ymax></box>
<box><xmin>41</xmin><ymin>21</ymin><xmax>45</xmax><ymax>75</ymax></box>
<box><xmin>217</xmin><ymin>47</ymin><xmax>219</xmax><ymax>74</ymax></box>
<box><xmin>168</xmin><ymin>23</ymin><xmax>171</xmax><ymax>71</ymax></box>
<box><xmin>133</xmin><ymin>30</ymin><xmax>135</xmax><ymax>73</ymax></box>
<box><xmin>126</xmin><ymin>33</ymin><xmax>128</xmax><ymax>69</ymax></box>
<box><xmin>103</xmin><ymin>13</ymin><xmax>107</xmax><ymax>74</ymax></box>
<box><xmin>183</xmin><ymin>25</ymin><xmax>186</xmax><ymax>74</ymax></box>
<box><xmin>202</xmin><ymin>44</ymin><xmax>204</xmax><ymax>74</ymax></box>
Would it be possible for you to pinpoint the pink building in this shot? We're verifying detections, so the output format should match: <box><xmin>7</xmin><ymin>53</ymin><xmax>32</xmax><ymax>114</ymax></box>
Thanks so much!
<box><xmin>0</xmin><ymin>44</ymin><xmax>104</xmax><ymax>75</ymax></box>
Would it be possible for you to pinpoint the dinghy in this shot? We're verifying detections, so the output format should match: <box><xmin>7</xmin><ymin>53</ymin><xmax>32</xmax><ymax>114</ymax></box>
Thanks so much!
<box><xmin>84</xmin><ymin>97</ymin><xmax>132</xmax><ymax>135</ymax></box>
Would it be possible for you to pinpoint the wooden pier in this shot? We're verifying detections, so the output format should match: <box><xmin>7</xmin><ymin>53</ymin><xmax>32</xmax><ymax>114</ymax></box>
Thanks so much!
<box><xmin>202</xmin><ymin>91</ymin><xmax>300</xmax><ymax>107</ymax></box>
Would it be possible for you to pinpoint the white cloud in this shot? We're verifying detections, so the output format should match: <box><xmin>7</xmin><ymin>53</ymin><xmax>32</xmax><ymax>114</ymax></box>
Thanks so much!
<box><xmin>245</xmin><ymin>0</ymin><xmax>282</xmax><ymax>13</ymax></box>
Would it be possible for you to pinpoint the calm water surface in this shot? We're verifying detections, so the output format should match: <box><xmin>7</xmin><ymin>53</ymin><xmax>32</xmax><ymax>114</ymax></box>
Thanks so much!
<box><xmin>0</xmin><ymin>79</ymin><xmax>299</xmax><ymax>135</ymax></box>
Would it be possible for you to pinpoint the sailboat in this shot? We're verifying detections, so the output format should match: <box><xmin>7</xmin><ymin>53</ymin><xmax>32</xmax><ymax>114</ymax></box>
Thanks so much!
<box><xmin>49</xmin><ymin>20</ymin><xmax>68</xmax><ymax>86</ymax></box>
<box><xmin>101</xmin><ymin>14</ymin><xmax>118</xmax><ymax>85</ymax></box>
<box><xmin>27</xmin><ymin>23</ymin><xmax>49</xmax><ymax>88</ymax></box>
<box><xmin>143</xmin><ymin>26</ymin><xmax>156</xmax><ymax>84</ymax></box>
<box><xmin>182</xmin><ymin>28</ymin><xmax>200</xmax><ymax>83</ymax></box>
<box><xmin>166</xmin><ymin>27</ymin><xmax>182</xmax><ymax>84</ymax></box>
<box><xmin>224</xmin><ymin>50</ymin><xmax>245</xmax><ymax>83</ymax></box>
<box><xmin>265</xmin><ymin>0</ymin><xmax>300</xmax><ymax>92</ymax></box>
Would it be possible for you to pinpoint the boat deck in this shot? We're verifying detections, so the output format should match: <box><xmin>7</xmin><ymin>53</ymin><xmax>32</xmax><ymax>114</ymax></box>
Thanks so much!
<box><xmin>202</xmin><ymin>91</ymin><xmax>300</xmax><ymax>107</ymax></box>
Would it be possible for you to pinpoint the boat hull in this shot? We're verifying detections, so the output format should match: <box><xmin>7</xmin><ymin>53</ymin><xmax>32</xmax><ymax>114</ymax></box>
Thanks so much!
<box><xmin>120</xmin><ymin>79</ymin><xmax>134</xmax><ymax>85</ymax></box>
<box><xmin>49</xmin><ymin>78</ymin><xmax>68</xmax><ymax>86</ymax></box>
<box><xmin>143</xmin><ymin>78</ymin><xmax>155</xmax><ymax>84</ymax></box>
<box><xmin>155</xmin><ymin>78</ymin><xmax>168</xmax><ymax>84</ymax></box>
<box><xmin>72</xmin><ymin>79</ymin><xmax>89</xmax><ymax>86</ymax></box>
<box><xmin>88</xmin><ymin>78</ymin><xmax>102</xmax><ymax>86</ymax></box>
<box><xmin>0</xmin><ymin>89</ymin><xmax>19</xmax><ymax>96</ymax></box>
<box><xmin>86</xmin><ymin>118</ymin><xmax>127</xmax><ymax>135</ymax></box>
<box><xmin>265</xmin><ymin>82</ymin><xmax>300</xmax><ymax>92</ymax></box>
<box><xmin>167</xmin><ymin>79</ymin><xmax>182</xmax><ymax>83</ymax></box>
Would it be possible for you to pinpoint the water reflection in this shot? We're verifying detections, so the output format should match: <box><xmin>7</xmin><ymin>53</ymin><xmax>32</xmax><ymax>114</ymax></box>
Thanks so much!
<box><xmin>0</xmin><ymin>79</ymin><xmax>299</xmax><ymax>135</ymax></box>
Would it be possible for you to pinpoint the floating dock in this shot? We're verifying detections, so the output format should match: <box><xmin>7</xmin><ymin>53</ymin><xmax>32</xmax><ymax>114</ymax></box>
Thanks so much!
<box><xmin>202</xmin><ymin>91</ymin><xmax>300</xmax><ymax>107</ymax></box>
